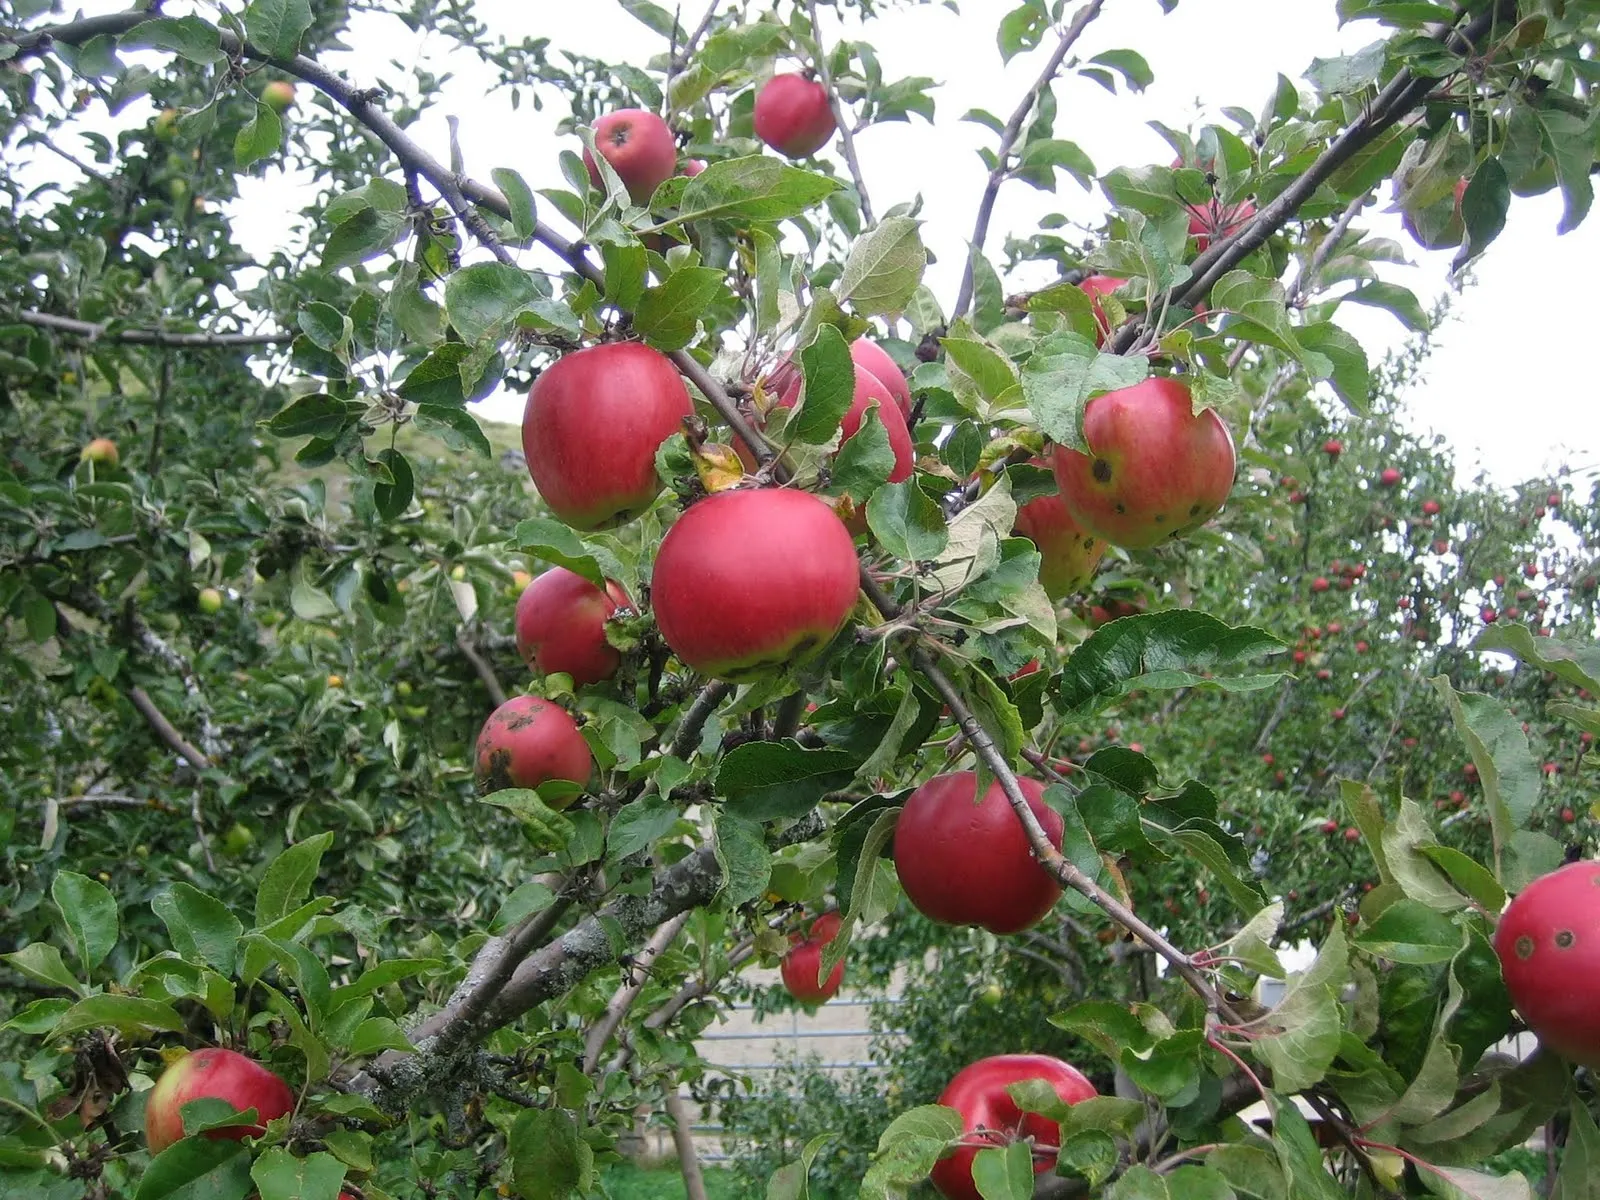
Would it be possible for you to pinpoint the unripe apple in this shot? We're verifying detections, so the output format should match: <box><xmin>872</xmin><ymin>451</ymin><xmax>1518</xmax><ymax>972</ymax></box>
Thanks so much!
<box><xmin>449</xmin><ymin>564</ymin><xmax>468</xmax><ymax>581</ymax></box>
<box><xmin>197</xmin><ymin>587</ymin><xmax>224</xmax><ymax>615</ymax></box>
<box><xmin>1050</xmin><ymin>377</ymin><xmax>1236</xmax><ymax>549</ymax></box>
<box><xmin>1011</xmin><ymin>460</ymin><xmax>1106</xmax><ymax>601</ymax></box>
<box><xmin>326</xmin><ymin>674</ymin><xmax>343</xmax><ymax>689</ymax></box>
<box><xmin>1078</xmin><ymin>275</ymin><xmax>1127</xmax><ymax>346</ymax></box>
<box><xmin>780</xmin><ymin>912</ymin><xmax>845</xmax><ymax>1004</ymax></box>
<box><xmin>522</xmin><ymin>342</ymin><xmax>693</xmax><ymax>530</ymax></box>
<box><xmin>261</xmin><ymin>80</ymin><xmax>296</xmax><ymax>113</ymax></box>
<box><xmin>930</xmin><ymin>1054</ymin><xmax>1096</xmax><ymax>1200</ymax></box>
<box><xmin>514</xmin><ymin>568</ymin><xmax>631</xmax><ymax>686</ymax></box>
<box><xmin>80</xmin><ymin>437</ymin><xmax>119</xmax><ymax>467</ymax></box>
<box><xmin>511</xmin><ymin>569</ymin><xmax>533</xmax><ymax>591</ymax></box>
<box><xmin>894</xmin><ymin>772</ymin><xmax>1063</xmax><ymax>934</ymax></box>
<box><xmin>850</xmin><ymin>337</ymin><xmax>913</xmax><ymax>420</ymax></box>
<box><xmin>152</xmin><ymin>108</ymin><xmax>180</xmax><ymax>140</ymax></box>
<box><xmin>474</xmin><ymin>694</ymin><xmax>592</xmax><ymax>800</ymax></box>
<box><xmin>652</xmin><ymin>488</ymin><xmax>860</xmax><ymax>680</ymax></box>
<box><xmin>144</xmin><ymin>1048</ymin><xmax>294</xmax><ymax>1153</ymax></box>
<box><xmin>583</xmin><ymin>108</ymin><xmax>678</xmax><ymax>203</ymax></box>
<box><xmin>753</xmin><ymin>73</ymin><xmax>836</xmax><ymax>158</ymax></box>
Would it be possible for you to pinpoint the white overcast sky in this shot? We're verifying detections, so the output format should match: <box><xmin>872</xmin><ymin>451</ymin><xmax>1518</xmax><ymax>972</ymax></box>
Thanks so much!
<box><xmin>33</xmin><ymin>0</ymin><xmax>1600</xmax><ymax>489</ymax></box>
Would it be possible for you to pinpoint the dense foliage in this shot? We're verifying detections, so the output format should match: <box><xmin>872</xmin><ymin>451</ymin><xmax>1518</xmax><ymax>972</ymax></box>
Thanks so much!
<box><xmin>3</xmin><ymin>1</ymin><xmax>1600</xmax><ymax>1199</ymax></box>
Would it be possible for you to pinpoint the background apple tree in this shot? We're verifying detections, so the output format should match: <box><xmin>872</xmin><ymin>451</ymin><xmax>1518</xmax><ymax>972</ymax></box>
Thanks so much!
<box><xmin>3</xmin><ymin>1</ymin><xmax>1600</xmax><ymax>1198</ymax></box>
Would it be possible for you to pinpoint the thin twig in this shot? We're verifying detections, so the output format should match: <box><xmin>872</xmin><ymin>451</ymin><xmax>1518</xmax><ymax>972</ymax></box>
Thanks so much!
<box><xmin>950</xmin><ymin>0</ymin><xmax>1107</xmax><ymax>320</ymax></box>
<box><xmin>15</xmin><ymin>309</ymin><xmax>290</xmax><ymax>347</ymax></box>
<box><xmin>672</xmin><ymin>0</ymin><xmax>721</xmax><ymax>70</ymax></box>
<box><xmin>581</xmin><ymin>912</ymin><xmax>691</xmax><ymax>1073</ymax></box>
<box><xmin>127</xmin><ymin>687</ymin><xmax>211</xmax><ymax>771</ymax></box>
<box><xmin>456</xmin><ymin>632</ymin><xmax>508</xmax><ymax>708</ymax></box>
<box><xmin>805</xmin><ymin>0</ymin><xmax>873</xmax><ymax>225</ymax></box>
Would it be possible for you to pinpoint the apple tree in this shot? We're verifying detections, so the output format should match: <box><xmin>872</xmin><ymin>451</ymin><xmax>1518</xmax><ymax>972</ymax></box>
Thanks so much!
<box><xmin>3</xmin><ymin>1</ymin><xmax>1600</xmax><ymax>1198</ymax></box>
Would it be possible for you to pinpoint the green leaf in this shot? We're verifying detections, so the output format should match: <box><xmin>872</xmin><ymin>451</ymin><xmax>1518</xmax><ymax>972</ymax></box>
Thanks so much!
<box><xmin>265</xmin><ymin>394</ymin><xmax>361</xmax><ymax>439</ymax></box>
<box><xmin>134</xmin><ymin>1137</ymin><xmax>252</xmax><ymax>1200</ymax></box>
<box><xmin>867</xmin><ymin>479</ymin><xmax>949</xmax><ymax>561</ymax></box>
<box><xmin>1473</xmin><ymin>625</ymin><xmax>1600</xmax><ymax>695</ymax></box>
<box><xmin>415</xmin><ymin>404</ymin><xmax>493</xmax><ymax>456</ymax></box>
<box><xmin>444</xmin><ymin>262</ymin><xmax>541</xmax><ymax>345</ymax></box>
<box><xmin>714</xmin><ymin>741</ymin><xmax>860</xmax><ymax>821</ymax></box>
<box><xmin>836</xmin><ymin>217</ymin><xmax>927</xmax><ymax>317</ymax></box>
<box><xmin>1429</xmin><ymin>678</ymin><xmax>1540</xmax><ymax>881</ymax></box>
<box><xmin>2</xmin><ymin>942</ymin><xmax>84</xmax><ymax>995</ymax></box>
<box><xmin>791</xmin><ymin>325</ymin><xmax>855</xmax><ymax>444</ymax></box>
<box><xmin>1456</xmin><ymin>157</ymin><xmax>1510</xmax><ymax>267</ymax></box>
<box><xmin>243</xmin><ymin>0</ymin><xmax>313</xmax><ymax>58</ymax></box>
<box><xmin>1088</xmin><ymin>48</ymin><xmax>1154</xmax><ymax>91</ymax></box>
<box><xmin>1552</xmin><ymin>1098</ymin><xmax>1600</xmax><ymax>1200</ymax></box>
<box><xmin>1354</xmin><ymin>899</ymin><xmax>1462</xmax><ymax>964</ymax></box>
<box><xmin>1253</xmin><ymin>923</ymin><xmax>1349</xmax><ymax>1092</ymax></box>
<box><xmin>767</xmin><ymin>1132</ymin><xmax>836</xmax><ymax>1200</ymax></box>
<box><xmin>830</xmin><ymin>407</ymin><xmax>898</xmax><ymax>498</ymax></box>
<box><xmin>510</xmin><ymin>517</ymin><xmax>616</xmax><ymax>589</ymax></box>
<box><xmin>714</xmin><ymin>812</ymin><xmax>771</xmax><ymax>909</ymax></box>
<box><xmin>997</xmin><ymin>2</ymin><xmax>1048</xmax><ymax>63</ymax></box>
<box><xmin>482</xmin><ymin>789</ymin><xmax>577</xmax><ymax>852</ymax></box>
<box><xmin>296</xmin><ymin>303</ymin><xmax>348</xmax><ymax>354</ymax></box>
<box><xmin>153</xmin><ymin>884</ymin><xmax>242</xmax><ymax>974</ymax></box>
<box><xmin>1343</xmin><ymin>280</ymin><xmax>1430</xmax><ymax>331</ymax></box>
<box><xmin>51</xmin><ymin>870</ymin><xmax>118</xmax><ymax>972</ymax></box>
<box><xmin>675</xmin><ymin>156</ymin><xmax>842</xmax><ymax>224</ymax></box>
<box><xmin>635</xmin><ymin>266</ymin><xmax>728</xmax><ymax>351</ymax></box>
<box><xmin>234</xmin><ymin>102</ymin><xmax>282</xmax><ymax>169</ymax></box>
<box><xmin>250</xmin><ymin>1148</ymin><xmax>347</xmax><ymax>1200</ymax></box>
<box><xmin>1297</xmin><ymin>322</ymin><xmax>1370</xmax><ymax>413</ymax></box>
<box><xmin>322</xmin><ymin>207</ymin><xmax>405</xmax><ymax>269</ymax></box>
<box><xmin>972</xmin><ymin>1142</ymin><xmax>1034</xmax><ymax>1200</ymax></box>
<box><xmin>255</xmin><ymin>833</ymin><xmax>335</xmax><ymax>928</ymax></box>
<box><xmin>1020</xmin><ymin>332</ymin><xmax>1149</xmax><ymax>451</ymax></box>
<box><xmin>290</xmin><ymin>575</ymin><xmax>339</xmax><ymax>621</ymax></box>
<box><xmin>607</xmin><ymin>794</ymin><xmax>680</xmax><ymax>862</ymax></box>
<box><xmin>348</xmin><ymin>1016</ymin><xmax>412</xmax><ymax>1056</ymax></box>
<box><xmin>491</xmin><ymin>167</ymin><xmax>539</xmax><ymax>240</ymax></box>
<box><xmin>510</xmin><ymin>1107</ymin><xmax>595</xmax><ymax>1200</ymax></box>
<box><xmin>601</xmin><ymin>241</ymin><xmax>649</xmax><ymax>312</ymax></box>
<box><xmin>122</xmin><ymin>16</ymin><xmax>223</xmax><ymax>63</ymax></box>
<box><xmin>55</xmin><ymin>993</ymin><xmax>186</xmax><ymax>1038</ymax></box>
<box><xmin>1057</xmin><ymin>612</ymin><xmax>1286</xmax><ymax>717</ymax></box>
<box><xmin>373</xmin><ymin>447</ymin><xmax>414</xmax><ymax>519</ymax></box>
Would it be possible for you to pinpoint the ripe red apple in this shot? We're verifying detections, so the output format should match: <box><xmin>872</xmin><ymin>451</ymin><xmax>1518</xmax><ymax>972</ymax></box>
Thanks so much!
<box><xmin>522</xmin><ymin>342</ymin><xmax>693</xmax><ymax>530</ymax></box>
<box><xmin>1422</xmin><ymin>499</ymin><xmax>1441</xmax><ymax>516</ymax></box>
<box><xmin>1379</xmin><ymin>467</ymin><xmax>1402</xmax><ymax>487</ymax></box>
<box><xmin>80</xmin><ymin>437</ymin><xmax>120</xmax><ymax>467</ymax></box>
<box><xmin>1078</xmin><ymin>275</ymin><xmax>1127</xmax><ymax>346</ymax></box>
<box><xmin>1187</xmin><ymin>198</ymin><xmax>1255</xmax><ymax>251</ymax></box>
<box><xmin>780</xmin><ymin>911</ymin><xmax>845</xmax><ymax>1003</ymax></box>
<box><xmin>145</xmin><ymin>1048</ymin><xmax>294</xmax><ymax>1153</ymax></box>
<box><xmin>682</xmin><ymin>158</ymin><xmax>706</xmax><ymax>177</ymax></box>
<box><xmin>1524</xmin><ymin>563</ymin><xmax>1539</xmax><ymax>579</ymax></box>
<box><xmin>514</xmin><ymin>569</ymin><xmax>631</xmax><ymax>686</ymax></box>
<box><xmin>1344</xmin><ymin>827</ymin><xmax>1360</xmax><ymax>841</ymax></box>
<box><xmin>753</xmin><ymin>73</ymin><xmax>835</xmax><ymax>158</ymax></box>
<box><xmin>764</xmin><ymin>361</ymin><xmax>914</xmax><ymax>505</ymax></box>
<box><xmin>894</xmin><ymin>772</ymin><xmax>1064</xmax><ymax>934</ymax></box>
<box><xmin>1494</xmin><ymin>861</ymin><xmax>1600</xmax><ymax>1065</ymax></box>
<box><xmin>1051</xmin><ymin>378</ymin><xmax>1235</xmax><ymax>550</ymax></box>
<box><xmin>1323</xmin><ymin>439</ymin><xmax>1343</xmax><ymax>457</ymax></box>
<box><xmin>851</xmin><ymin>337</ymin><xmax>913</xmax><ymax>419</ymax></box>
<box><xmin>1012</xmin><ymin>460</ymin><xmax>1106</xmax><ymax>601</ymax></box>
<box><xmin>929</xmin><ymin>1054</ymin><xmax>1096</xmax><ymax>1200</ymax></box>
<box><xmin>261</xmin><ymin>80</ymin><xmax>295</xmax><ymax>113</ymax></box>
<box><xmin>1311</xmin><ymin>577</ymin><xmax>1330</xmax><ymax>593</ymax></box>
<box><xmin>652</xmin><ymin>488</ymin><xmax>860</xmax><ymax>680</ymax></box>
<box><xmin>583</xmin><ymin>109</ymin><xmax>678</xmax><ymax>203</ymax></box>
<box><xmin>1548</xmin><ymin>491</ymin><xmax>1562</xmax><ymax>508</ymax></box>
<box><xmin>474</xmin><ymin>695</ymin><xmax>592</xmax><ymax>800</ymax></box>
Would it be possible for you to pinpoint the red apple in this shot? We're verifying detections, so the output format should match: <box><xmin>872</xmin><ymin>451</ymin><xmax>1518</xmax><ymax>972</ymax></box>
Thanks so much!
<box><xmin>780</xmin><ymin>911</ymin><xmax>845</xmax><ymax>1003</ymax></box>
<box><xmin>652</xmin><ymin>488</ymin><xmax>860</xmax><ymax>680</ymax></box>
<box><xmin>1379</xmin><ymin>467</ymin><xmax>1402</xmax><ymax>487</ymax></box>
<box><xmin>79</xmin><ymin>437</ymin><xmax>119</xmax><ymax>467</ymax></box>
<box><xmin>1012</xmin><ymin>461</ymin><xmax>1107</xmax><ymax>601</ymax></box>
<box><xmin>682</xmin><ymin>158</ymin><xmax>706</xmax><ymax>176</ymax></box>
<box><xmin>929</xmin><ymin>1054</ymin><xmax>1096</xmax><ymax>1200</ymax></box>
<box><xmin>753</xmin><ymin>73</ymin><xmax>835</xmax><ymax>158</ymax></box>
<box><xmin>1187</xmin><ymin>198</ymin><xmax>1255</xmax><ymax>252</ymax></box>
<box><xmin>1323</xmin><ymin>439</ymin><xmax>1343</xmax><ymax>457</ymax></box>
<box><xmin>1050</xmin><ymin>377</ymin><xmax>1235</xmax><ymax>549</ymax></box>
<box><xmin>583</xmin><ymin>109</ymin><xmax>678</xmax><ymax>203</ymax></box>
<box><xmin>260</xmin><ymin>81</ymin><xmax>295</xmax><ymax>113</ymax></box>
<box><xmin>145</xmin><ymin>1048</ymin><xmax>293</xmax><ymax>1154</ymax></box>
<box><xmin>1422</xmin><ymin>499</ymin><xmax>1441</xmax><ymax>516</ymax></box>
<box><xmin>1311</xmin><ymin>577</ymin><xmax>1330</xmax><ymax>593</ymax></box>
<box><xmin>522</xmin><ymin>342</ymin><xmax>693</xmax><ymax>530</ymax></box>
<box><xmin>851</xmin><ymin>337</ymin><xmax>913</xmax><ymax>419</ymax></box>
<box><xmin>515</xmin><ymin>569</ymin><xmax>631</xmax><ymax>686</ymax></box>
<box><xmin>1494</xmin><ymin>861</ymin><xmax>1600</xmax><ymax>1065</ymax></box>
<box><xmin>894</xmin><ymin>772</ymin><xmax>1063</xmax><ymax>934</ymax></box>
<box><xmin>474</xmin><ymin>695</ymin><xmax>592</xmax><ymax>800</ymax></box>
<box><xmin>766</xmin><ymin>359</ymin><xmax>915</xmax><ymax>503</ymax></box>
<box><xmin>1078</xmin><ymin>275</ymin><xmax>1128</xmax><ymax>346</ymax></box>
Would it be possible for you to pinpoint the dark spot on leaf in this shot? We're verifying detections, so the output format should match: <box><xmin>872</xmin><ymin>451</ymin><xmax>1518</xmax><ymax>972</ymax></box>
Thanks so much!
<box><xmin>1092</xmin><ymin>458</ymin><xmax>1112</xmax><ymax>483</ymax></box>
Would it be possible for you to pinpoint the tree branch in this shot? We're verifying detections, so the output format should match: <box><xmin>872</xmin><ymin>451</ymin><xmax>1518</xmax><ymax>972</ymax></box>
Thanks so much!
<box><xmin>951</xmin><ymin>0</ymin><xmax>1106</xmax><ymax>321</ymax></box>
<box><xmin>581</xmin><ymin>911</ymin><xmax>691</xmax><ymax>1073</ymax></box>
<box><xmin>14</xmin><ymin>310</ymin><xmax>291</xmax><ymax>347</ymax></box>
<box><xmin>456</xmin><ymin>632</ymin><xmax>508</xmax><ymax>709</ymax></box>
<box><xmin>805</xmin><ymin>0</ymin><xmax>874</xmax><ymax>226</ymax></box>
<box><xmin>669</xmin><ymin>680</ymin><xmax>734</xmax><ymax>760</ymax></box>
<box><xmin>127</xmin><ymin>687</ymin><xmax>211</xmax><ymax>771</ymax></box>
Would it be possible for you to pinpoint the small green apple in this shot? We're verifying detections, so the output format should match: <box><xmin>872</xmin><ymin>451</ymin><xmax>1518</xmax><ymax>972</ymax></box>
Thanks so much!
<box><xmin>197</xmin><ymin>587</ymin><xmax>224</xmax><ymax>615</ymax></box>
<box><xmin>152</xmin><ymin>108</ymin><xmax>179</xmax><ymax>140</ymax></box>
<box><xmin>261</xmin><ymin>80</ymin><xmax>296</xmax><ymax>113</ymax></box>
<box><xmin>450</xmin><ymin>564</ymin><xmax>468</xmax><ymax>582</ymax></box>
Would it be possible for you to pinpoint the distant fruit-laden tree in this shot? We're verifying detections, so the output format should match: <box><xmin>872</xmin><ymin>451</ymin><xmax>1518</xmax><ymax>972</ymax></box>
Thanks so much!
<box><xmin>1</xmin><ymin>1</ymin><xmax>1599</xmax><ymax>1199</ymax></box>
